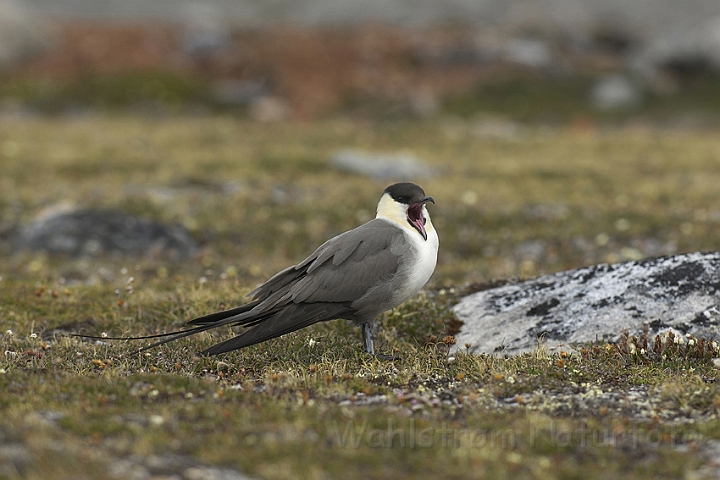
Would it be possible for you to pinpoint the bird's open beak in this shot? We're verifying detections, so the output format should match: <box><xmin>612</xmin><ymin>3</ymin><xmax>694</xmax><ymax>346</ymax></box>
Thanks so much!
<box><xmin>407</xmin><ymin>196</ymin><xmax>435</xmax><ymax>241</ymax></box>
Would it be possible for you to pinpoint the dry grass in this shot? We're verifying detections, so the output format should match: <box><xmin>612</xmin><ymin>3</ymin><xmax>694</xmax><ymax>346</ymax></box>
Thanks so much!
<box><xmin>2</xmin><ymin>116</ymin><xmax>720</xmax><ymax>479</ymax></box>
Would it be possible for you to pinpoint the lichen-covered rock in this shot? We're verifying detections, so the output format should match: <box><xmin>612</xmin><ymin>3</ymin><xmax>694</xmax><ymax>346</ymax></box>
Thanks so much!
<box><xmin>14</xmin><ymin>208</ymin><xmax>198</xmax><ymax>260</ymax></box>
<box><xmin>453</xmin><ymin>252</ymin><xmax>720</xmax><ymax>355</ymax></box>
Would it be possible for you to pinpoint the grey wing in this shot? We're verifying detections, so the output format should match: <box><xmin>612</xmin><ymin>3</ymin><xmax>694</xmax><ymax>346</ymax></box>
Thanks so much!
<box><xmin>250</xmin><ymin>219</ymin><xmax>404</xmax><ymax>309</ymax></box>
<box><xmin>186</xmin><ymin>219</ymin><xmax>406</xmax><ymax>355</ymax></box>
<box><xmin>201</xmin><ymin>302</ymin><xmax>351</xmax><ymax>355</ymax></box>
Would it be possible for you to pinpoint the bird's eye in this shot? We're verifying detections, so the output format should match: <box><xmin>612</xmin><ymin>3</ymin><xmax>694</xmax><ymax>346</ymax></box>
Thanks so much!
<box><xmin>423</xmin><ymin>217</ymin><xmax>427</xmax><ymax>225</ymax></box>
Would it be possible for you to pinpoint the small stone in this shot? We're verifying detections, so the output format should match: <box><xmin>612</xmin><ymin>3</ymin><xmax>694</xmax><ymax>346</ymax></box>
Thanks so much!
<box><xmin>249</xmin><ymin>96</ymin><xmax>291</xmax><ymax>122</ymax></box>
<box><xmin>0</xmin><ymin>444</ymin><xmax>31</xmax><ymax>476</ymax></box>
<box><xmin>505</xmin><ymin>38</ymin><xmax>553</xmax><ymax>68</ymax></box>
<box><xmin>591</xmin><ymin>75</ymin><xmax>641</xmax><ymax>110</ymax></box>
<box><xmin>13</xmin><ymin>207</ymin><xmax>197</xmax><ymax>260</ymax></box>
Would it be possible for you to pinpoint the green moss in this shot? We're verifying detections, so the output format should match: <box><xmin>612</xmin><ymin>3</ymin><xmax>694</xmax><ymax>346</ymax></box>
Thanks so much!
<box><xmin>1</xmin><ymin>73</ymin><xmax>210</xmax><ymax>113</ymax></box>
<box><xmin>443</xmin><ymin>71</ymin><xmax>720</xmax><ymax>122</ymax></box>
<box><xmin>2</xmin><ymin>117</ymin><xmax>720</xmax><ymax>478</ymax></box>
<box><xmin>444</xmin><ymin>73</ymin><xmax>601</xmax><ymax>121</ymax></box>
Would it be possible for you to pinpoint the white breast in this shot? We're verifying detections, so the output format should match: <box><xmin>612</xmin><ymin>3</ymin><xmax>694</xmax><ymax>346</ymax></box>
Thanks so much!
<box><xmin>377</xmin><ymin>197</ymin><xmax>440</xmax><ymax>311</ymax></box>
<box><xmin>377</xmin><ymin>204</ymin><xmax>439</xmax><ymax>305</ymax></box>
<box><xmin>394</xmin><ymin>216</ymin><xmax>439</xmax><ymax>304</ymax></box>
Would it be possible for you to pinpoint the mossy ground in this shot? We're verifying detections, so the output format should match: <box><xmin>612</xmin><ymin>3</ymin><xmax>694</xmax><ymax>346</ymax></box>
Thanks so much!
<box><xmin>2</xmin><ymin>116</ymin><xmax>720</xmax><ymax>479</ymax></box>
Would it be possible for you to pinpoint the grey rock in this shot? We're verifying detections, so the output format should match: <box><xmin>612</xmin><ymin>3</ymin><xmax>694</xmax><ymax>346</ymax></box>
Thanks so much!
<box><xmin>180</xmin><ymin>2</ymin><xmax>233</xmax><ymax>56</ymax></box>
<box><xmin>591</xmin><ymin>75</ymin><xmax>642</xmax><ymax>110</ymax></box>
<box><xmin>0</xmin><ymin>0</ymin><xmax>53</xmax><ymax>67</ymax></box>
<box><xmin>504</xmin><ymin>38</ymin><xmax>553</xmax><ymax>68</ymax></box>
<box><xmin>109</xmin><ymin>454</ymin><xmax>254</xmax><ymax>480</ymax></box>
<box><xmin>453</xmin><ymin>252</ymin><xmax>720</xmax><ymax>355</ymax></box>
<box><xmin>14</xmin><ymin>207</ymin><xmax>198</xmax><ymax>259</ymax></box>
<box><xmin>631</xmin><ymin>16</ymin><xmax>720</xmax><ymax>89</ymax></box>
<box><xmin>0</xmin><ymin>444</ymin><xmax>31</xmax><ymax>476</ymax></box>
<box><xmin>330</xmin><ymin>149</ymin><xmax>438</xmax><ymax>180</ymax></box>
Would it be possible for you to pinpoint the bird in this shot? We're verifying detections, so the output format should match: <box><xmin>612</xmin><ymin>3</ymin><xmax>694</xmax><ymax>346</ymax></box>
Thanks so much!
<box><xmin>79</xmin><ymin>182</ymin><xmax>438</xmax><ymax>357</ymax></box>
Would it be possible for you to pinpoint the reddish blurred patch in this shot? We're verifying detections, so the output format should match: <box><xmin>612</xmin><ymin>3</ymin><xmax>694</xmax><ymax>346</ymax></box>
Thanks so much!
<box><xmin>10</xmin><ymin>21</ymin><xmax>504</xmax><ymax>118</ymax></box>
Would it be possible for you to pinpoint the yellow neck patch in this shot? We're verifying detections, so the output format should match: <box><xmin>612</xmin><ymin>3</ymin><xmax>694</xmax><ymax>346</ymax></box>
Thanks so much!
<box><xmin>376</xmin><ymin>193</ymin><xmax>408</xmax><ymax>225</ymax></box>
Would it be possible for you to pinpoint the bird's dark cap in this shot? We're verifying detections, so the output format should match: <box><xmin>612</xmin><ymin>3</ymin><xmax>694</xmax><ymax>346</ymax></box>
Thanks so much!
<box><xmin>384</xmin><ymin>183</ymin><xmax>434</xmax><ymax>205</ymax></box>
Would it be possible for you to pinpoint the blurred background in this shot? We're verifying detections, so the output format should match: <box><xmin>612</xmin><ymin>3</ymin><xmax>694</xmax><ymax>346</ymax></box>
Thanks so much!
<box><xmin>3</xmin><ymin>0</ymin><xmax>720</xmax><ymax>120</ymax></box>
<box><xmin>2</xmin><ymin>0</ymin><xmax>720</xmax><ymax>287</ymax></box>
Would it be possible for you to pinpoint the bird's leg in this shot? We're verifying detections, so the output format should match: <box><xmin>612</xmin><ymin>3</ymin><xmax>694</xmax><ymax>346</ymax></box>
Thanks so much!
<box><xmin>362</xmin><ymin>322</ymin><xmax>375</xmax><ymax>355</ymax></box>
<box><xmin>362</xmin><ymin>321</ymin><xmax>396</xmax><ymax>360</ymax></box>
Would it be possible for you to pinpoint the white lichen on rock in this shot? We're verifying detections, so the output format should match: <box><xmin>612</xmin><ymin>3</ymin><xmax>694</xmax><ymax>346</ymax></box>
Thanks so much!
<box><xmin>454</xmin><ymin>252</ymin><xmax>720</xmax><ymax>355</ymax></box>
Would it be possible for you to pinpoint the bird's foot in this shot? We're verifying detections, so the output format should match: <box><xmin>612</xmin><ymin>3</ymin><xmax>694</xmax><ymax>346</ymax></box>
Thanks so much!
<box><xmin>361</xmin><ymin>322</ymin><xmax>398</xmax><ymax>360</ymax></box>
<box><xmin>372</xmin><ymin>351</ymin><xmax>399</xmax><ymax>361</ymax></box>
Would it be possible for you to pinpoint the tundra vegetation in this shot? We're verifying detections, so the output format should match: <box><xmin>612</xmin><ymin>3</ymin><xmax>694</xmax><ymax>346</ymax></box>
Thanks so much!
<box><xmin>2</xmin><ymin>116</ymin><xmax>720</xmax><ymax>479</ymax></box>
